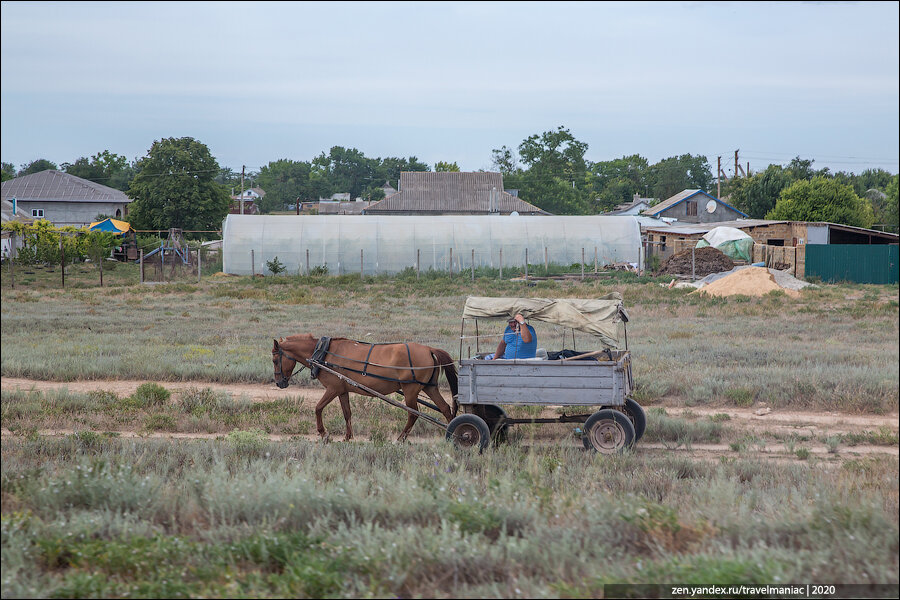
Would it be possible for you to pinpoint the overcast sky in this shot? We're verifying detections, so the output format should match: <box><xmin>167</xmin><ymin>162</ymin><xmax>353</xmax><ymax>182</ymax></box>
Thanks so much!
<box><xmin>2</xmin><ymin>1</ymin><xmax>898</xmax><ymax>178</ymax></box>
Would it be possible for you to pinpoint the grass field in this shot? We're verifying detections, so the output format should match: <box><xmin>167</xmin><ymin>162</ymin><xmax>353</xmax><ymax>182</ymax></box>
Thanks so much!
<box><xmin>2</xmin><ymin>262</ymin><xmax>898</xmax><ymax>597</ymax></box>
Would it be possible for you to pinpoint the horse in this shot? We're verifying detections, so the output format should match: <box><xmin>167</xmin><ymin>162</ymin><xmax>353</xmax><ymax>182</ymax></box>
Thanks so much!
<box><xmin>272</xmin><ymin>334</ymin><xmax>458</xmax><ymax>442</ymax></box>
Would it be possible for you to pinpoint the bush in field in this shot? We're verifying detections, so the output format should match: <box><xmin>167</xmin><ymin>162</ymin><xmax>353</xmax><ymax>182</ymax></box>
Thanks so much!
<box><xmin>132</xmin><ymin>383</ymin><xmax>170</xmax><ymax>407</ymax></box>
<box><xmin>266</xmin><ymin>256</ymin><xmax>286</xmax><ymax>276</ymax></box>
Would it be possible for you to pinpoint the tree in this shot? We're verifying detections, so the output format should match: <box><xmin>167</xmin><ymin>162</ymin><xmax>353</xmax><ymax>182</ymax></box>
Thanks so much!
<box><xmin>19</xmin><ymin>159</ymin><xmax>58</xmax><ymax>176</ymax></box>
<box><xmin>514</xmin><ymin>126</ymin><xmax>592</xmax><ymax>214</ymax></box>
<box><xmin>727</xmin><ymin>164</ymin><xmax>794</xmax><ymax>218</ymax></box>
<box><xmin>491</xmin><ymin>146</ymin><xmax>519</xmax><ymax>174</ymax></box>
<box><xmin>312</xmin><ymin>146</ymin><xmax>380</xmax><ymax>199</ymax></box>
<box><xmin>1</xmin><ymin>162</ymin><xmax>15</xmax><ymax>182</ymax></box>
<box><xmin>127</xmin><ymin>137</ymin><xmax>230</xmax><ymax>235</ymax></box>
<box><xmin>434</xmin><ymin>161</ymin><xmax>460</xmax><ymax>172</ymax></box>
<box><xmin>591</xmin><ymin>154</ymin><xmax>650</xmax><ymax>211</ymax></box>
<box><xmin>882</xmin><ymin>176</ymin><xmax>899</xmax><ymax>232</ymax></box>
<box><xmin>766</xmin><ymin>177</ymin><xmax>875</xmax><ymax>228</ymax></box>
<box><xmin>62</xmin><ymin>150</ymin><xmax>134</xmax><ymax>191</ymax></box>
<box><xmin>256</xmin><ymin>159</ymin><xmax>314</xmax><ymax>213</ymax></box>
<box><xmin>646</xmin><ymin>154</ymin><xmax>713</xmax><ymax>200</ymax></box>
<box><xmin>377</xmin><ymin>155</ymin><xmax>429</xmax><ymax>189</ymax></box>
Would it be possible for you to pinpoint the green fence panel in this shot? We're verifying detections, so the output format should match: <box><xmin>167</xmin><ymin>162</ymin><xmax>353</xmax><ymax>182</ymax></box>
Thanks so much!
<box><xmin>805</xmin><ymin>244</ymin><xmax>899</xmax><ymax>284</ymax></box>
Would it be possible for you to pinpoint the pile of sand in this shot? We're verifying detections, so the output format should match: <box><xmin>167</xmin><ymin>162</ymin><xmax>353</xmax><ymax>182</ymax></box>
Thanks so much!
<box><xmin>657</xmin><ymin>246</ymin><xmax>734</xmax><ymax>277</ymax></box>
<box><xmin>692</xmin><ymin>266</ymin><xmax>800</xmax><ymax>298</ymax></box>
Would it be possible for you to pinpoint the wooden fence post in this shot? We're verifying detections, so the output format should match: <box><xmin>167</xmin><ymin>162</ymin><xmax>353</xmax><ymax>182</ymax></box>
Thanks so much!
<box><xmin>449</xmin><ymin>247</ymin><xmax>453</xmax><ymax>277</ymax></box>
<box><xmin>9</xmin><ymin>232</ymin><xmax>15</xmax><ymax>289</ymax></box>
<box><xmin>251</xmin><ymin>249</ymin><xmax>255</xmax><ymax>277</ymax></box>
<box><xmin>416</xmin><ymin>248</ymin><xmax>420</xmax><ymax>280</ymax></box>
<box><xmin>361</xmin><ymin>249</ymin><xmax>364</xmax><ymax>278</ymax></box>
<box><xmin>306</xmin><ymin>249</ymin><xmax>310</xmax><ymax>276</ymax></box>
<box><xmin>139</xmin><ymin>249</ymin><xmax>144</xmax><ymax>283</ymax></box>
<box><xmin>581</xmin><ymin>247</ymin><xmax>585</xmax><ymax>281</ymax></box>
<box><xmin>471</xmin><ymin>249</ymin><xmax>475</xmax><ymax>282</ymax></box>
<box><xmin>198</xmin><ymin>247</ymin><xmax>202</xmax><ymax>283</ymax></box>
<box><xmin>59</xmin><ymin>233</ymin><xmax>65</xmax><ymax>288</ymax></box>
<box><xmin>499</xmin><ymin>247</ymin><xmax>503</xmax><ymax>279</ymax></box>
<box><xmin>525</xmin><ymin>248</ymin><xmax>529</xmax><ymax>281</ymax></box>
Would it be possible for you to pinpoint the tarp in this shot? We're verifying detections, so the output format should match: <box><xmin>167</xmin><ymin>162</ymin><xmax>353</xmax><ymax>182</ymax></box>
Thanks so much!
<box><xmin>696</xmin><ymin>226</ymin><xmax>753</xmax><ymax>261</ymax></box>
<box><xmin>89</xmin><ymin>218</ymin><xmax>133</xmax><ymax>235</ymax></box>
<box><xmin>462</xmin><ymin>293</ymin><xmax>625</xmax><ymax>348</ymax></box>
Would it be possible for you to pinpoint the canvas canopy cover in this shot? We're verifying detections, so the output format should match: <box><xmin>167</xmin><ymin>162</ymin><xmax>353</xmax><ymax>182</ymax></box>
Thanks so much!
<box><xmin>89</xmin><ymin>218</ymin><xmax>133</xmax><ymax>235</ymax></box>
<box><xmin>462</xmin><ymin>293</ymin><xmax>626</xmax><ymax>348</ymax></box>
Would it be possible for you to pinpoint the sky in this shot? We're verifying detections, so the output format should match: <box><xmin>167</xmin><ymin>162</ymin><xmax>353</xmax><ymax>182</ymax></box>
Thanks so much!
<box><xmin>1</xmin><ymin>1</ymin><xmax>898</xmax><ymax>179</ymax></box>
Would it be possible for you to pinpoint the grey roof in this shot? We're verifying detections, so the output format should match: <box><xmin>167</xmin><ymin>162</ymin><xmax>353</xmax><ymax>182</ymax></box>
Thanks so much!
<box><xmin>1</xmin><ymin>199</ymin><xmax>34</xmax><ymax>223</ymax></box>
<box><xmin>366</xmin><ymin>171</ymin><xmax>547</xmax><ymax>214</ymax></box>
<box><xmin>643</xmin><ymin>219</ymin><xmax>789</xmax><ymax>235</ymax></box>
<box><xmin>644</xmin><ymin>189</ymin><xmax>746</xmax><ymax>218</ymax></box>
<box><xmin>0</xmin><ymin>170</ymin><xmax>131</xmax><ymax>203</ymax></box>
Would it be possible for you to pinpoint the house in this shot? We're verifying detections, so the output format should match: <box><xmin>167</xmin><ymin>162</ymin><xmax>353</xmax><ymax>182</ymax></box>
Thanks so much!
<box><xmin>1</xmin><ymin>198</ymin><xmax>34</xmax><ymax>258</ymax></box>
<box><xmin>230</xmin><ymin>187</ymin><xmax>264</xmax><ymax>215</ymax></box>
<box><xmin>365</xmin><ymin>171</ymin><xmax>547</xmax><ymax>215</ymax></box>
<box><xmin>0</xmin><ymin>170</ymin><xmax>133</xmax><ymax>226</ymax></box>
<box><xmin>604</xmin><ymin>193</ymin><xmax>655</xmax><ymax>216</ymax></box>
<box><xmin>642</xmin><ymin>189</ymin><xmax>747</xmax><ymax>223</ymax></box>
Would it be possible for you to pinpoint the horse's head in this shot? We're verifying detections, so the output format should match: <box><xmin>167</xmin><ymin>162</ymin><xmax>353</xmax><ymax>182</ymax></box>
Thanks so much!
<box><xmin>272</xmin><ymin>338</ymin><xmax>298</xmax><ymax>388</ymax></box>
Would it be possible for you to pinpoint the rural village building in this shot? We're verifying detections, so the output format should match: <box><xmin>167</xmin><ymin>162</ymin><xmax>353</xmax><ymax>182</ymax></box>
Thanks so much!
<box><xmin>0</xmin><ymin>170</ymin><xmax>133</xmax><ymax>227</ymax></box>
<box><xmin>644</xmin><ymin>219</ymin><xmax>899</xmax><ymax>282</ymax></box>
<box><xmin>365</xmin><ymin>171</ymin><xmax>548</xmax><ymax>216</ymax></box>
<box><xmin>603</xmin><ymin>194</ymin><xmax>655</xmax><ymax>216</ymax></box>
<box><xmin>1</xmin><ymin>198</ymin><xmax>34</xmax><ymax>258</ymax></box>
<box><xmin>642</xmin><ymin>189</ymin><xmax>748</xmax><ymax>223</ymax></box>
<box><xmin>230</xmin><ymin>187</ymin><xmax>264</xmax><ymax>215</ymax></box>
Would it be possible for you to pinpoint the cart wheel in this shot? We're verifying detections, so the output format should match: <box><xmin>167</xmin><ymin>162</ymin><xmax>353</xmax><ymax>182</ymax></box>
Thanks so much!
<box><xmin>622</xmin><ymin>397</ymin><xmax>647</xmax><ymax>442</ymax></box>
<box><xmin>582</xmin><ymin>409</ymin><xmax>635</xmax><ymax>454</ymax></box>
<box><xmin>469</xmin><ymin>404</ymin><xmax>509</xmax><ymax>443</ymax></box>
<box><xmin>446</xmin><ymin>414</ymin><xmax>491</xmax><ymax>452</ymax></box>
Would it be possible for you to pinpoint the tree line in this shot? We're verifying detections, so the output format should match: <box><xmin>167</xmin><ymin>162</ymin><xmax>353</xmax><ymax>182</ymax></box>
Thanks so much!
<box><xmin>2</xmin><ymin>127</ymin><xmax>897</xmax><ymax>234</ymax></box>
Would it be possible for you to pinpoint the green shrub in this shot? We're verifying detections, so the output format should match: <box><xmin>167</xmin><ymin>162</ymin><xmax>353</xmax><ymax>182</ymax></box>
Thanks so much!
<box><xmin>133</xmin><ymin>383</ymin><xmax>170</xmax><ymax>407</ymax></box>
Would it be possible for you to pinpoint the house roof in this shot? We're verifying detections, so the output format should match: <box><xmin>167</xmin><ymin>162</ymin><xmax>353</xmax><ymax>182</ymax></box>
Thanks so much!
<box><xmin>1</xmin><ymin>199</ymin><xmax>34</xmax><ymax>224</ymax></box>
<box><xmin>643</xmin><ymin>219</ymin><xmax>789</xmax><ymax>235</ymax></box>
<box><xmin>0</xmin><ymin>170</ymin><xmax>131</xmax><ymax>203</ymax></box>
<box><xmin>366</xmin><ymin>171</ymin><xmax>548</xmax><ymax>214</ymax></box>
<box><xmin>643</xmin><ymin>189</ymin><xmax>747</xmax><ymax>218</ymax></box>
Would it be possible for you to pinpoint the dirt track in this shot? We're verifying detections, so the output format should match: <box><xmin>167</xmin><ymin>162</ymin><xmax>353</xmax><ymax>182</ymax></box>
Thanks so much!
<box><xmin>3</xmin><ymin>377</ymin><xmax>898</xmax><ymax>460</ymax></box>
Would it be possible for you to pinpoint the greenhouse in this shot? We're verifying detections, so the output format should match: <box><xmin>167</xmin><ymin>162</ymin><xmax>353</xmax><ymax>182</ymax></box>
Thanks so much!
<box><xmin>222</xmin><ymin>214</ymin><xmax>642</xmax><ymax>276</ymax></box>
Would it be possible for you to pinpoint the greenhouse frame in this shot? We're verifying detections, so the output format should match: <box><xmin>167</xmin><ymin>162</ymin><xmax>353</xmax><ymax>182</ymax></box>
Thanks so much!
<box><xmin>222</xmin><ymin>214</ymin><xmax>643</xmax><ymax>276</ymax></box>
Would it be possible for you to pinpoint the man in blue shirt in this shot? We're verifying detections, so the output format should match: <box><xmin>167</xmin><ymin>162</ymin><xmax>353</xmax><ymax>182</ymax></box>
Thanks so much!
<box><xmin>490</xmin><ymin>313</ymin><xmax>537</xmax><ymax>360</ymax></box>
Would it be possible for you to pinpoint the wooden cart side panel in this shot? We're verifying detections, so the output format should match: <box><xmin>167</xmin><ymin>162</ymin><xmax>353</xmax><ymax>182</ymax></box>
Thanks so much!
<box><xmin>458</xmin><ymin>361</ymin><xmax>627</xmax><ymax>407</ymax></box>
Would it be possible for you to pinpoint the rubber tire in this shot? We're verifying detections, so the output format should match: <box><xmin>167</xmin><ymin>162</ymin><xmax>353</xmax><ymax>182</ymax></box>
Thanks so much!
<box><xmin>582</xmin><ymin>409</ymin><xmax>636</xmax><ymax>454</ymax></box>
<box><xmin>446</xmin><ymin>414</ymin><xmax>491</xmax><ymax>452</ymax></box>
<box><xmin>470</xmin><ymin>404</ymin><xmax>509</xmax><ymax>443</ymax></box>
<box><xmin>622</xmin><ymin>397</ymin><xmax>647</xmax><ymax>442</ymax></box>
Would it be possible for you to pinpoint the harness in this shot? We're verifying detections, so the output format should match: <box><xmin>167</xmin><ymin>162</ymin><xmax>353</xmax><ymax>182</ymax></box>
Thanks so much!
<box><xmin>277</xmin><ymin>336</ymin><xmax>445</xmax><ymax>387</ymax></box>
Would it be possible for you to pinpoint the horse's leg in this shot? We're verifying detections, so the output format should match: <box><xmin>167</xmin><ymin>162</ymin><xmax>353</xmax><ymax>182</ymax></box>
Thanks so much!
<box><xmin>338</xmin><ymin>392</ymin><xmax>353</xmax><ymax>441</ymax></box>
<box><xmin>397</xmin><ymin>385</ymin><xmax>421</xmax><ymax>442</ymax></box>
<box><xmin>423</xmin><ymin>385</ymin><xmax>453</xmax><ymax>422</ymax></box>
<box><xmin>314</xmin><ymin>389</ymin><xmax>340</xmax><ymax>442</ymax></box>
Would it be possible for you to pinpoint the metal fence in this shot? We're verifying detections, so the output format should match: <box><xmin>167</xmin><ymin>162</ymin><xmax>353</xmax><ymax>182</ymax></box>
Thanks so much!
<box><xmin>805</xmin><ymin>244</ymin><xmax>899</xmax><ymax>284</ymax></box>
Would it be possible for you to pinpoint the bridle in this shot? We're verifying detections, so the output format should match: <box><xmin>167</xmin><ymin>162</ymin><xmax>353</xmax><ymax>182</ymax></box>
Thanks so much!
<box><xmin>273</xmin><ymin>345</ymin><xmax>307</xmax><ymax>387</ymax></box>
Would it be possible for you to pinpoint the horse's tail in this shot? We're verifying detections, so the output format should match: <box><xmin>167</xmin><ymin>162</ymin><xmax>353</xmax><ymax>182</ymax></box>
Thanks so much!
<box><xmin>430</xmin><ymin>347</ymin><xmax>458</xmax><ymax>417</ymax></box>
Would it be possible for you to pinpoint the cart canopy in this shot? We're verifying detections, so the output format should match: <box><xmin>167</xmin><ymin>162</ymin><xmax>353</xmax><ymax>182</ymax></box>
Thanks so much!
<box><xmin>463</xmin><ymin>294</ymin><xmax>626</xmax><ymax>348</ymax></box>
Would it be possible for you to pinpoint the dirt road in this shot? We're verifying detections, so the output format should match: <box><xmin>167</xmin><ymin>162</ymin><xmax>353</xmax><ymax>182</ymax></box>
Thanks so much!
<box><xmin>3</xmin><ymin>377</ymin><xmax>897</xmax><ymax>460</ymax></box>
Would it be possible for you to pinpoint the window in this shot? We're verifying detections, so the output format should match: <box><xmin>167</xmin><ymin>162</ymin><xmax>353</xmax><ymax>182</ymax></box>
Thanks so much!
<box><xmin>767</xmin><ymin>239</ymin><xmax>785</xmax><ymax>246</ymax></box>
<box><xmin>32</xmin><ymin>209</ymin><xmax>44</xmax><ymax>218</ymax></box>
<box><xmin>685</xmin><ymin>201</ymin><xmax>697</xmax><ymax>216</ymax></box>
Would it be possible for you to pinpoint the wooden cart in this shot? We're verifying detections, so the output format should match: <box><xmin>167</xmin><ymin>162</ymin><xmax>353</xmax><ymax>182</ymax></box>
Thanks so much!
<box><xmin>444</xmin><ymin>294</ymin><xmax>646</xmax><ymax>453</ymax></box>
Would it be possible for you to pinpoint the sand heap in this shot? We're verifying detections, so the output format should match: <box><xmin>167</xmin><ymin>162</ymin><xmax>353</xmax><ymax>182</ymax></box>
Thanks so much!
<box><xmin>692</xmin><ymin>266</ymin><xmax>800</xmax><ymax>298</ymax></box>
<box><xmin>657</xmin><ymin>246</ymin><xmax>734</xmax><ymax>277</ymax></box>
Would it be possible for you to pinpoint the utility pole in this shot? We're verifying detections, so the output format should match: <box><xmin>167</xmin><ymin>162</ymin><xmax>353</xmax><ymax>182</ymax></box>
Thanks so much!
<box><xmin>717</xmin><ymin>156</ymin><xmax>726</xmax><ymax>198</ymax></box>
<box><xmin>734</xmin><ymin>150</ymin><xmax>746</xmax><ymax>178</ymax></box>
<box><xmin>240</xmin><ymin>165</ymin><xmax>245</xmax><ymax>215</ymax></box>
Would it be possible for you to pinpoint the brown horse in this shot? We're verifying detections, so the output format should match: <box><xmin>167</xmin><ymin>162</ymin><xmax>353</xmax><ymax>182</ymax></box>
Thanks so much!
<box><xmin>272</xmin><ymin>334</ymin><xmax>458</xmax><ymax>442</ymax></box>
